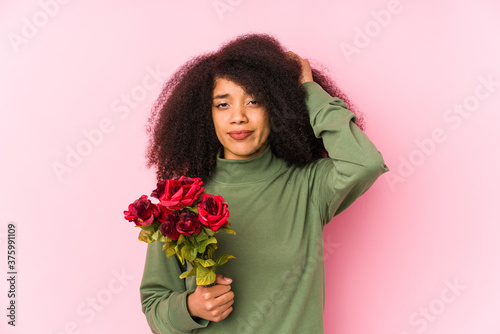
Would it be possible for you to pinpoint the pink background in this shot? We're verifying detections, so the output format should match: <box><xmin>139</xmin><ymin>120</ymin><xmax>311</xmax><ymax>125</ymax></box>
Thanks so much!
<box><xmin>1</xmin><ymin>0</ymin><xmax>499</xmax><ymax>333</ymax></box>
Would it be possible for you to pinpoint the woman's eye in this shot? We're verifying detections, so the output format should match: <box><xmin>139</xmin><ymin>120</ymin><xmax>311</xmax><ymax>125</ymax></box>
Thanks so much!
<box><xmin>248</xmin><ymin>100</ymin><xmax>259</xmax><ymax>105</ymax></box>
<box><xmin>216</xmin><ymin>102</ymin><xmax>229</xmax><ymax>108</ymax></box>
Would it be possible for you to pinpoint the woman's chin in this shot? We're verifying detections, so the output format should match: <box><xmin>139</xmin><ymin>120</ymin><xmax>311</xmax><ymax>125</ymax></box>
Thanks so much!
<box><xmin>224</xmin><ymin>146</ymin><xmax>265</xmax><ymax>160</ymax></box>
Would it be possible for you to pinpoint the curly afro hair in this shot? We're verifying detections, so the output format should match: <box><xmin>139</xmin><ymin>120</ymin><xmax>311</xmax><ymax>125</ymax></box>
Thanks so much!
<box><xmin>146</xmin><ymin>33</ymin><xmax>363</xmax><ymax>182</ymax></box>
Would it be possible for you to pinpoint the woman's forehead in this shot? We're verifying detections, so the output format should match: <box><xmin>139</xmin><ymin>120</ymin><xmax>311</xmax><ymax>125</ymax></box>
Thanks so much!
<box><xmin>212</xmin><ymin>77</ymin><xmax>252</xmax><ymax>96</ymax></box>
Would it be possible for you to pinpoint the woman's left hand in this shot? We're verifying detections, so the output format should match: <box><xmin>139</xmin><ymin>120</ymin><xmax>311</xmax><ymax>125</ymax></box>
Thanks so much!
<box><xmin>286</xmin><ymin>51</ymin><xmax>313</xmax><ymax>85</ymax></box>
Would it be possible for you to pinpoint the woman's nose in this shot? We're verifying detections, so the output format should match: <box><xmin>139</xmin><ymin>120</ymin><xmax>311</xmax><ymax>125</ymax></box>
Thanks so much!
<box><xmin>230</xmin><ymin>104</ymin><xmax>248</xmax><ymax>124</ymax></box>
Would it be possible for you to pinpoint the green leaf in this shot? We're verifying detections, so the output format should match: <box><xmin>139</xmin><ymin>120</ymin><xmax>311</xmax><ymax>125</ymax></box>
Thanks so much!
<box><xmin>138</xmin><ymin>230</ymin><xmax>154</xmax><ymax>243</ymax></box>
<box><xmin>196</xmin><ymin>265</ymin><xmax>216</xmax><ymax>286</ymax></box>
<box><xmin>195</xmin><ymin>229</ymin><xmax>208</xmax><ymax>243</ymax></box>
<box><xmin>195</xmin><ymin>258</ymin><xmax>216</xmax><ymax>267</ymax></box>
<box><xmin>174</xmin><ymin>245</ymin><xmax>185</xmax><ymax>265</ymax></box>
<box><xmin>181</xmin><ymin>244</ymin><xmax>197</xmax><ymax>262</ymax></box>
<box><xmin>156</xmin><ymin>234</ymin><xmax>169</xmax><ymax>243</ymax></box>
<box><xmin>162</xmin><ymin>238</ymin><xmax>172</xmax><ymax>251</ymax></box>
<box><xmin>184</xmin><ymin>235</ymin><xmax>196</xmax><ymax>247</ymax></box>
<box><xmin>204</xmin><ymin>227</ymin><xmax>215</xmax><ymax>237</ymax></box>
<box><xmin>138</xmin><ymin>225</ymin><xmax>156</xmax><ymax>232</ymax></box>
<box><xmin>150</xmin><ymin>230</ymin><xmax>161</xmax><ymax>241</ymax></box>
<box><xmin>185</xmin><ymin>206</ymin><xmax>199</xmax><ymax>214</ymax></box>
<box><xmin>214</xmin><ymin>254</ymin><xmax>236</xmax><ymax>267</ymax></box>
<box><xmin>206</xmin><ymin>243</ymin><xmax>217</xmax><ymax>259</ymax></box>
<box><xmin>179</xmin><ymin>265</ymin><xmax>197</xmax><ymax>279</ymax></box>
<box><xmin>221</xmin><ymin>226</ymin><xmax>236</xmax><ymax>235</ymax></box>
<box><xmin>165</xmin><ymin>244</ymin><xmax>176</xmax><ymax>258</ymax></box>
<box><xmin>176</xmin><ymin>235</ymin><xmax>185</xmax><ymax>253</ymax></box>
<box><xmin>198</xmin><ymin>237</ymin><xmax>217</xmax><ymax>253</ymax></box>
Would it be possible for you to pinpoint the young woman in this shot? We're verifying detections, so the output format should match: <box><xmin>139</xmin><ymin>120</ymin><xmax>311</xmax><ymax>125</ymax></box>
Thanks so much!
<box><xmin>140</xmin><ymin>34</ymin><xmax>388</xmax><ymax>334</ymax></box>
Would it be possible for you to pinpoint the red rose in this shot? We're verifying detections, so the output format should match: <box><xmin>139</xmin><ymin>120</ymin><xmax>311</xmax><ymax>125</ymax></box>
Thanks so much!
<box><xmin>159</xmin><ymin>211</ymin><xmax>181</xmax><ymax>240</ymax></box>
<box><xmin>176</xmin><ymin>211</ymin><xmax>202</xmax><ymax>236</ymax></box>
<box><xmin>123</xmin><ymin>195</ymin><xmax>159</xmax><ymax>227</ymax></box>
<box><xmin>197</xmin><ymin>194</ymin><xmax>229</xmax><ymax>232</ymax></box>
<box><xmin>156</xmin><ymin>205</ymin><xmax>172</xmax><ymax>223</ymax></box>
<box><xmin>159</xmin><ymin>176</ymin><xmax>204</xmax><ymax>210</ymax></box>
<box><xmin>150</xmin><ymin>180</ymin><xmax>166</xmax><ymax>199</ymax></box>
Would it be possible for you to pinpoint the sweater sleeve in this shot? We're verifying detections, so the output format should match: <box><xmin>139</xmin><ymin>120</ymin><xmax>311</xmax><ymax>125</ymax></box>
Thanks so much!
<box><xmin>303</xmin><ymin>81</ymin><xmax>389</xmax><ymax>224</ymax></box>
<box><xmin>140</xmin><ymin>241</ymin><xmax>209</xmax><ymax>333</ymax></box>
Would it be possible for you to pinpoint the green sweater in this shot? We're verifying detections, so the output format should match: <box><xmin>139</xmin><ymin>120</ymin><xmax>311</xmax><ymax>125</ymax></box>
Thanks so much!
<box><xmin>140</xmin><ymin>81</ymin><xmax>389</xmax><ymax>334</ymax></box>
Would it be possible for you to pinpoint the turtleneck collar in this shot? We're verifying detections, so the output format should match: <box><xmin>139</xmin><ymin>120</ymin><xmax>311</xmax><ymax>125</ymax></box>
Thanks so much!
<box><xmin>209</xmin><ymin>144</ymin><xmax>285</xmax><ymax>185</ymax></box>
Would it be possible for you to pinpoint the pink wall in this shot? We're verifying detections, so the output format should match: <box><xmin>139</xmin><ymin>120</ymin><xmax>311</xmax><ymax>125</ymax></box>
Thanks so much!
<box><xmin>1</xmin><ymin>0</ymin><xmax>499</xmax><ymax>333</ymax></box>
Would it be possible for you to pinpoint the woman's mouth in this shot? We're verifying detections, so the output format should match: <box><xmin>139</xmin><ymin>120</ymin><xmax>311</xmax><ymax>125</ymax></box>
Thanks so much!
<box><xmin>228</xmin><ymin>130</ymin><xmax>253</xmax><ymax>140</ymax></box>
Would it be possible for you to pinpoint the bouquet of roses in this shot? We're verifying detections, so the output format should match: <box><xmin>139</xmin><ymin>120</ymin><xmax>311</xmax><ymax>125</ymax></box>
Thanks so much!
<box><xmin>124</xmin><ymin>176</ymin><xmax>235</xmax><ymax>286</ymax></box>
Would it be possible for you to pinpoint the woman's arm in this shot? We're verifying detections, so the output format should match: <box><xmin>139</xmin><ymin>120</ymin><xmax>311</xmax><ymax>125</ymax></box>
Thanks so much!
<box><xmin>140</xmin><ymin>242</ymin><xmax>234</xmax><ymax>333</ymax></box>
<box><xmin>140</xmin><ymin>242</ymin><xmax>210</xmax><ymax>333</ymax></box>
<box><xmin>289</xmin><ymin>52</ymin><xmax>389</xmax><ymax>224</ymax></box>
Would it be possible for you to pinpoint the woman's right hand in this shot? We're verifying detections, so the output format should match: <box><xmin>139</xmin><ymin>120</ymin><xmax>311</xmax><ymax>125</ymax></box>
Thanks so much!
<box><xmin>187</xmin><ymin>274</ymin><xmax>234</xmax><ymax>322</ymax></box>
<box><xmin>286</xmin><ymin>51</ymin><xmax>313</xmax><ymax>85</ymax></box>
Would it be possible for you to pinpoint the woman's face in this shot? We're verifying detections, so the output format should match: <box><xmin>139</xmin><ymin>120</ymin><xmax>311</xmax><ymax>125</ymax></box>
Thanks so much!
<box><xmin>212</xmin><ymin>77</ymin><xmax>271</xmax><ymax>160</ymax></box>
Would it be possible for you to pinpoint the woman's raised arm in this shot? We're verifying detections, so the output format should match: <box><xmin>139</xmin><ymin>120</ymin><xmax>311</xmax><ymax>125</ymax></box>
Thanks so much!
<box><xmin>290</xmin><ymin>52</ymin><xmax>389</xmax><ymax>224</ymax></box>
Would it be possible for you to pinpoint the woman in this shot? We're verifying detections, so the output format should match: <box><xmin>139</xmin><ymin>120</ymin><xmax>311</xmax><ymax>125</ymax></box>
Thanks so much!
<box><xmin>140</xmin><ymin>34</ymin><xmax>388</xmax><ymax>334</ymax></box>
